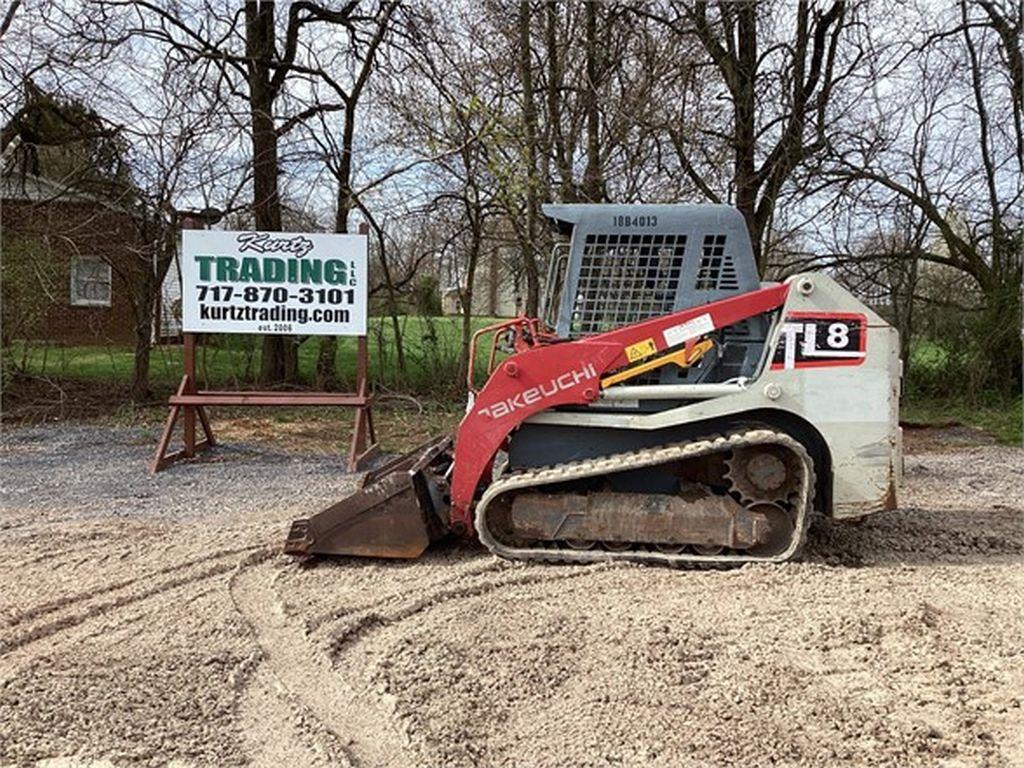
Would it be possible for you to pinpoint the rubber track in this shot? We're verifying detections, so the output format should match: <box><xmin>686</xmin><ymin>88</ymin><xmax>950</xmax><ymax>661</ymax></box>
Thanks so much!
<box><xmin>475</xmin><ymin>429</ymin><xmax>815</xmax><ymax>568</ymax></box>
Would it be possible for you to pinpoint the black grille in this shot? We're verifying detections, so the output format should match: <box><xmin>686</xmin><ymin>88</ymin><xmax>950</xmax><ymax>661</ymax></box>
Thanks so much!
<box><xmin>695</xmin><ymin>234</ymin><xmax>738</xmax><ymax>291</ymax></box>
<box><xmin>569</xmin><ymin>233</ymin><xmax>686</xmax><ymax>336</ymax></box>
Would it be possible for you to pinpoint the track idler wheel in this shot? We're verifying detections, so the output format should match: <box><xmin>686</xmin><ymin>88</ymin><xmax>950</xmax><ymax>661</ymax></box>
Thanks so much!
<box><xmin>746</xmin><ymin>502</ymin><xmax>794</xmax><ymax>557</ymax></box>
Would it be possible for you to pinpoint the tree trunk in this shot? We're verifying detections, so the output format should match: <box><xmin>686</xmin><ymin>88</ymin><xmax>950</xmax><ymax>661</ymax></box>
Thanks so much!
<box><xmin>131</xmin><ymin>222</ymin><xmax>176</xmax><ymax>403</ymax></box>
<box><xmin>316</xmin><ymin>101</ymin><xmax>359</xmax><ymax>390</ymax></box>
<box><xmin>369</xmin><ymin>215</ymin><xmax>406</xmax><ymax>375</ymax></box>
<box><xmin>314</xmin><ymin>332</ymin><xmax>339</xmax><ymax>390</ymax></box>
<box><xmin>893</xmin><ymin>255</ymin><xmax>918</xmax><ymax>368</ymax></box>
<box><xmin>732</xmin><ymin>3</ymin><xmax>761</xmax><ymax>267</ymax></box>
<box><xmin>581</xmin><ymin>0</ymin><xmax>604</xmax><ymax>202</ymax></box>
<box><xmin>979</xmin><ymin>260</ymin><xmax>1023</xmax><ymax>395</ymax></box>
<box><xmin>131</xmin><ymin>276</ymin><xmax>155</xmax><ymax>402</ymax></box>
<box><xmin>488</xmin><ymin>248</ymin><xmax>498</xmax><ymax>315</ymax></box>
<box><xmin>246</xmin><ymin>0</ymin><xmax>296</xmax><ymax>385</ymax></box>
<box><xmin>518</xmin><ymin>0</ymin><xmax>541</xmax><ymax>316</ymax></box>
<box><xmin>459</xmin><ymin>214</ymin><xmax>482</xmax><ymax>385</ymax></box>
<box><xmin>545</xmin><ymin>0</ymin><xmax>575</xmax><ymax>202</ymax></box>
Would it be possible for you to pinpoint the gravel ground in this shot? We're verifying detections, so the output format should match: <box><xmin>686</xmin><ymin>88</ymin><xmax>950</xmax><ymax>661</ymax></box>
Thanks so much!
<box><xmin>0</xmin><ymin>423</ymin><xmax>1021</xmax><ymax>767</ymax></box>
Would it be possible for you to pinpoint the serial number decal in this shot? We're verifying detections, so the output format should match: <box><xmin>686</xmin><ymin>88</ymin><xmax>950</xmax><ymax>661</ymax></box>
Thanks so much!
<box><xmin>771</xmin><ymin>312</ymin><xmax>867</xmax><ymax>370</ymax></box>
<box><xmin>611</xmin><ymin>214</ymin><xmax>658</xmax><ymax>228</ymax></box>
<box><xmin>663</xmin><ymin>313</ymin><xmax>715</xmax><ymax>348</ymax></box>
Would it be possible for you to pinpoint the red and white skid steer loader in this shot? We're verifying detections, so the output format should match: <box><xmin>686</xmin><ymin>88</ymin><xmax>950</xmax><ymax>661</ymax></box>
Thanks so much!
<box><xmin>284</xmin><ymin>204</ymin><xmax>902</xmax><ymax>567</ymax></box>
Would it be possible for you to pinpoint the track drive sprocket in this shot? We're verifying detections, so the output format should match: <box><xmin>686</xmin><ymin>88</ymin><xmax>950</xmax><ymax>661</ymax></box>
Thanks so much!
<box><xmin>725</xmin><ymin>444</ymin><xmax>802</xmax><ymax>505</ymax></box>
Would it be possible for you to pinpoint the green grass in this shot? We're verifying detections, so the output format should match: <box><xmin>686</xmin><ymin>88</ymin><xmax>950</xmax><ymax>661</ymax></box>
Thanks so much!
<box><xmin>6</xmin><ymin>315</ymin><xmax>505</xmax><ymax>395</ymax></box>
<box><xmin>10</xmin><ymin>323</ymin><xmax>1021</xmax><ymax>446</ymax></box>
<box><xmin>909</xmin><ymin>340</ymin><xmax>948</xmax><ymax>369</ymax></box>
<box><xmin>901</xmin><ymin>339</ymin><xmax>1022</xmax><ymax>444</ymax></box>
<box><xmin>902</xmin><ymin>395</ymin><xmax>1023</xmax><ymax>445</ymax></box>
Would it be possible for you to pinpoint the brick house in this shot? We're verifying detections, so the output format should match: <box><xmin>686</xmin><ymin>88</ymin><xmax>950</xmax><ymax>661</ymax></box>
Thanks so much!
<box><xmin>1</xmin><ymin>167</ymin><xmax>148</xmax><ymax>346</ymax></box>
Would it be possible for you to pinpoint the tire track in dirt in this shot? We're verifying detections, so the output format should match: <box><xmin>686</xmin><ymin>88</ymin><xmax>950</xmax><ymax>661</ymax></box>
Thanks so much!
<box><xmin>229</xmin><ymin>555</ymin><xmax>414</xmax><ymax>768</ymax></box>
<box><xmin>3</xmin><ymin>545</ymin><xmax>260</xmax><ymax>629</ymax></box>
<box><xmin>303</xmin><ymin>555</ymin><xmax>507</xmax><ymax>632</ymax></box>
<box><xmin>326</xmin><ymin>563</ymin><xmax>609</xmax><ymax>651</ymax></box>
<box><xmin>243</xmin><ymin>557</ymin><xmax>614</xmax><ymax>766</ymax></box>
<box><xmin>320</xmin><ymin>562</ymin><xmax>657</xmax><ymax>767</ymax></box>
<box><xmin>238</xmin><ymin>664</ymin><xmax>355</xmax><ymax>767</ymax></box>
<box><xmin>0</xmin><ymin>548</ymin><xmax>258</xmax><ymax>658</ymax></box>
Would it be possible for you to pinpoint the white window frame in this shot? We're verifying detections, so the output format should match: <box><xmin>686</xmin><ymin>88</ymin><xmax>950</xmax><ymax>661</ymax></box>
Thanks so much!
<box><xmin>70</xmin><ymin>255</ymin><xmax>113</xmax><ymax>307</ymax></box>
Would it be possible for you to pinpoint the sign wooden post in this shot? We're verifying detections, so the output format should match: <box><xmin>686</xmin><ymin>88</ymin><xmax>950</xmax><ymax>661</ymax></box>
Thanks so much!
<box><xmin>349</xmin><ymin>335</ymin><xmax>375</xmax><ymax>471</ymax></box>
<box><xmin>151</xmin><ymin>224</ymin><xmax>376</xmax><ymax>473</ymax></box>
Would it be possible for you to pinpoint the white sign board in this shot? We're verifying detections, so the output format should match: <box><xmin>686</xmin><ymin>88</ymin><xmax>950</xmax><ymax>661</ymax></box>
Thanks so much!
<box><xmin>181</xmin><ymin>230</ymin><xmax>367</xmax><ymax>336</ymax></box>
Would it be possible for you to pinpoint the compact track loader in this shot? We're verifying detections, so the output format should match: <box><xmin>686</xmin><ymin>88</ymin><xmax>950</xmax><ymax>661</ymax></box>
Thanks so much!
<box><xmin>285</xmin><ymin>204</ymin><xmax>902</xmax><ymax>567</ymax></box>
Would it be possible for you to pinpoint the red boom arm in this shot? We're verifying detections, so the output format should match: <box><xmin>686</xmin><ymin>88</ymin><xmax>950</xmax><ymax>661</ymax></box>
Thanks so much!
<box><xmin>447</xmin><ymin>282</ymin><xmax>790</xmax><ymax>532</ymax></box>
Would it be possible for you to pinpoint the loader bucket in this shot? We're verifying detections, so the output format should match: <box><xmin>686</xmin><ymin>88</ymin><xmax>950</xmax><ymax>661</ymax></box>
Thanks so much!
<box><xmin>283</xmin><ymin>435</ymin><xmax>454</xmax><ymax>559</ymax></box>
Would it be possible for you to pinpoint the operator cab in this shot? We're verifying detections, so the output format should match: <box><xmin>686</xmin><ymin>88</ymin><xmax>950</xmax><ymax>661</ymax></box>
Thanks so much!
<box><xmin>540</xmin><ymin>204</ymin><xmax>772</xmax><ymax>386</ymax></box>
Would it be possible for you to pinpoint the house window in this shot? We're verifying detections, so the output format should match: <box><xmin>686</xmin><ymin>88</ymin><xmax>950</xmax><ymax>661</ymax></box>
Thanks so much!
<box><xmin>70</xmin><ymin>256</ymin><xmax>112</xmax><ymax>307</ymax></box>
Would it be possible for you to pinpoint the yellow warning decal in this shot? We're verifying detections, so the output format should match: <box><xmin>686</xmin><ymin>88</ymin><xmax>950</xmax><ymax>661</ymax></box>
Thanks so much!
<box><xmin>625</xmin><ymin>338</ymin><xmax>658</xmax><ymax>362</ymax></box>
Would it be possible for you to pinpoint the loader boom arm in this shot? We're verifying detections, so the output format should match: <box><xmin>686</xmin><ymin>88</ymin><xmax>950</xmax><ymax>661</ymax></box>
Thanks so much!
<box><xmin>448</xmin><ymin>282</ymin><xmax>791</xmax><ymax>532</ymax></box>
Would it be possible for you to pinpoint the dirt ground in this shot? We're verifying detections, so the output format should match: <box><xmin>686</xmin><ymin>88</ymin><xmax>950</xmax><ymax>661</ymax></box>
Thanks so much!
<box><xmin>1</xmin><ymin>422</ymin><xmax>1021</xmax><ymax>768</ymax></box>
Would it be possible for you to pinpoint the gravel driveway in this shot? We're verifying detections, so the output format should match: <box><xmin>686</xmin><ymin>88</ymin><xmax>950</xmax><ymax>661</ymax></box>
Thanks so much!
<box><xmin>1</xmin><ymin>424</ymin><xmax>1021</xmax><ymax>767</ymax></box>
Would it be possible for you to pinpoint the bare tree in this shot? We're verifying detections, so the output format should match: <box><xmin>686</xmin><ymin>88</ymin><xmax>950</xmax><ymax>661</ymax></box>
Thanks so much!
<box><xmin>824</xmin><ymin>0</ymin><xmax>1022</xmax><ymax>391</ymax></box>
<box><xmin>516</xmin><ymin>0</ymin><xmax>543</xmax><ymax>315</ymax></box>
<box><xmin>381</xmin><ymin>4</ymin><xmax>503</xmax><ymax>377</ymax></box>
<box><xmin>295</xmin><ymin>1</ymin><xmax>399</xmax><ymax>388</ymax></box>
<box><xmin>109</xmin><ymin>0</ymin><xmax>375</xmax><ymax>384</ymax></box>
<box><xmin>639</xmin><ymin>1</ymin><xmax>858</xmax><ymax>267</ymax></box>
<box><xmin>1</xmin><ymin>5</ymin><xmax>241</xmax><ymax>401</ymax></box>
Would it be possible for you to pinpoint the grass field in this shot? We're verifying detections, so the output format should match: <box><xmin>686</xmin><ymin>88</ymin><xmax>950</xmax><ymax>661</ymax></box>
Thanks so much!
<box><xmin>901</xmin><ymin>340</ymin><xmax>1022</xmax><ymax>445</ymax></box>
<box><xmin>901</xmin><ymin>395</ymin><xmax>1022</xmax><ymax>445</ymax></box>
<box><xmin>6</xmin><ymin>315</ymin><xmax>503</xmax><ymax>394</ymax></box>
<box><xmin>5</xmin><ymin>321</ymin><xmax>1022</xmax><ymax>445</ymax></box>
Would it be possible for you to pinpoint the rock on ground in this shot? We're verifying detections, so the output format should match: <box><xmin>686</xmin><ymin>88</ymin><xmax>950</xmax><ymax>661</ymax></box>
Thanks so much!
<box><xmin>0</xmin><ymin>424</ymin><xmax>1021</xmax><ymax>767</ymax></box>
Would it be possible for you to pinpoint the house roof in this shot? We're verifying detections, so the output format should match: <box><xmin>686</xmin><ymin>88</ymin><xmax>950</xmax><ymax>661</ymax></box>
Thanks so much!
<box><xmin>2</xmin><ymin>170</ymin><xmax>100</xmax><ymax>203</ymax></box>
<box><xmin>1</xmin><ymin>136</ymin><xmax>134</xmax><ymax>213</ymax></box>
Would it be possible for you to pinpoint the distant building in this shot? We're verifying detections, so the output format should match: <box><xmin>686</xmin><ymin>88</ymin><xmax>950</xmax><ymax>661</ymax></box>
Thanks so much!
<box><xmin>157</xmin><ymin>249</ymin><xmax>183</xmax><ymax>340</ymax></box>
<box><xmin>440</xmin><ymin>247</ymin><xmax>523</xmax><ymax>317</ymax></box>
<box><xmin>1</xmin><ymin>157</ymin><xmax>147</xmax><ymax>346</ymax></box>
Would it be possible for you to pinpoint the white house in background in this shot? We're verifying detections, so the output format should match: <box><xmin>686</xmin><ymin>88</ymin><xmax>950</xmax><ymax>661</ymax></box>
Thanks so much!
<box><xmin>156</xmin><ymin>246</ymin><xmax>182</xmax><ymax>340</ymax></box>
<box><xmin>155</xmin><ymin>215</ymin><xmax>222</xmax><ymax>342</ymax></box>
<box><xmin>440</xmin><ymin>247</ymin><xmax>522</xmax><ymax>317</ymax></box>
